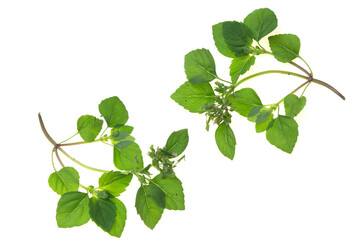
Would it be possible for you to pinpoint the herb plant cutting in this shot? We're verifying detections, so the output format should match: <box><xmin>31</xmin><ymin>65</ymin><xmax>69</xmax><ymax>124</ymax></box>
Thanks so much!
<box><xmin>39</xmin><ymin>96</ymin><xmax>189</xmax><ymax>237</ymax></box>
<box><xmin>171</xmin><ymin>8</ymin><xmax>345</xmax><ymax>159</ymax></box>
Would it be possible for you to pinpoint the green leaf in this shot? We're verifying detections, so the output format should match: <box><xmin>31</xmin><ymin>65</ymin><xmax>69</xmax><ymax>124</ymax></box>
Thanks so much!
<box><xmin>244</xmin><ymin>8</ymin><xmax>277</xmax><ymax>41</ymax></box>
<box><xmin>110</xmin><ymin>130</ymin><xmax>135</xmax><ymax>150</ymax></box>
<box><xmin>284</xmin><ymin>94</ymin><xmax>307</xmax><ymax>118</ymax></box>
<box><xmin>184</xmin><ymin>48</ymin><xmax>217</xmax><ymax>85</ymax></box>
<box><xmin>247</xmin><ymin>106</ymin><xmax>273</xmax><ymax>123</ymax></box>
<box><xmin>89</xmin><ymin>197</ymin><xmax>117</xmax><ymax>233</ymax></box>
<box><xmin>215</xmin><ymin>123</ymin><xmax>236</xmax><ymax>160</ymax></box>
<box><xmin>229</xmin><ymin>88</ymin><xmax>262</xmax><ymax>117</ymax></box>
<box><xmin>171</xmin><ymin>82</ymin><xmax>215</xmax><ymax>113</ymax></box>
<box><xmin>56</xmin><ymin>191</ymin><xmax>90</xmax><ymax>228</ymax></box>
<box><xmin>77</xmin><ymin>115</ymin><xmax>103</xmax><ymax>142</ymax></box>
<box><xmin>99</xmin><ymin>171</ymin><xmax>133</xmax><ymax>197</ymax></box>
<box><xmin>255</xmin><ymin>113</ymin><xmax>274</xmax><ymax>133</ymax></box>
<box><xmin>222</xmin><ymin>21</ymin><xmax>253</xmax><ymax>57</ymax></box>
<box><xmin>112</xmin><ymin>125</ymin><xmax>134</xmax><ymax>134</ymax></box>
<box><xmin>230</xmin><ymin>55</ymin><xmax>256</xmax><ymax>84</ymax></box>
<box><xmin>48</xmin><ymin>167</ymin><xmax>80</xmax><ymax>195</ymax></box>
<box><xmin>151</xmin><ymin>174</ymin><xmax>185</xmax><ymax>210</ymax></box>
<box><xmin>212</xmin><ymin>22</ymin><xmax>237</xmax><ymax>58</ymax></box>
<box><xmin>268</xmin><ymin>34</ymin><xmax>301</xmax><ymax>63</ymax></box>
<box><xmin>113</xmin><ymin>142</ymin><xmax>143</xmax><ymax>171</ymax></box>
<box><xmin>99</xmin><ymin>96</ymin><xmax>129</xmax><ymax>127</ymax></box>
<box><xmin>135</xmin><ymin>184</ymin><xmax>165</xmax><ymax>229</ymax></box>
<box><xmin>266</xmin><ymin>115</ymin><xmax>299</xmax><ymax>153</ymax></box>
<box><xmin>109</xmin><ymin>198</ymin><xmax>127</xmax><ymax>238</ymax></box>
<box><xmin>164</xmin><ymin>129</ymin><xmax>189</xmax><ymax>157</ymax></box>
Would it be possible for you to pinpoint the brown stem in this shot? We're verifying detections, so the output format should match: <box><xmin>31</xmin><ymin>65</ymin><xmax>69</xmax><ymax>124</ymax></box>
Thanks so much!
<box><xmin>38</xmin><ymin>113</ymin><xmax>57</xmax><ymax>146</ymax></box>
<box><xmin>289</xmin><ymin>61</ymin><xmax>311</xmax><ymax>77</ymax></box>
<box><xmin>312</xmin><ymin>78</ymin><xmax>345</xmax><ymax>100</ymax></box>
<box><xmin>54</xmin><ymin>148</ymin><xmax>65</xmax><ymax>168</ymax></box>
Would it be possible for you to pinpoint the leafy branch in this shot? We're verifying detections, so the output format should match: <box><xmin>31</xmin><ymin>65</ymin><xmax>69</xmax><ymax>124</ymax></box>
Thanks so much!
<box><xmin>39</xmin><ymin>96</ymin><xmax>189</xmax><ymax>237</ymax></box>
<box><xmin>171</xmin><ymin>8</ymin><xmax>345</xmax><ymax>159</ymax></box>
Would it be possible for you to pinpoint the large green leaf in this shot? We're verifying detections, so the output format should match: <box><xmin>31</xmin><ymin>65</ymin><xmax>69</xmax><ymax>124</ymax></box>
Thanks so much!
<box><xmin>77</xmin><ymin>115</ymin><xmax>103</xmax><ymax>142</ymax></box>
<box><xmin>151</xmin><ymin>174</ymin><xmax>185</xmax><ymax>210</ymax></box>
<box><xmin>284</xmin><ymin>94</ymin><xmax>306</xmax><ymax>118</ymax></box>
<box><xmin>230</xmin><ymin>55</ymin><xmax>256</xmax><ymax>84</ymax></box>
<box><xmin>171</xmin><ymin>82</ymin><xmax>215</xmax><ymax>113</ymax></box>
<box><xmin>109</xmin><ymin>198</ymin><xmax>127</xmax><ymax>238</ymax></box>
<box><xmin>266</xmin><ymin>115</ymin><xmax>299</xmax><ymax>153</ymax></box>
<box><xmin>113</xmin><ymin>142</ymin><xmax>143</xmax><ymax>171</ymax></box>
<box><xmin>222</xmin><ymin>21</ymin><xmax>253</xmax><ymax>57</ymax></box>
<box><xmin>229</xmin><ymin>88</ymin><xmax>262</xmax><ymax>117</ymax></box>
<box><xmin>244</xmin><ymin>8</ymin><xmax>277</xmax><ymax>41</ymax></box>
<box><xmin>48</xmin><ymin>167</ymin><xmax>80</xmax><ymax>195</ymax></box>
<box><xmin>212</xmin><ymin>22</ymin><xmax>237</xmax><ymax>58</ymax></box>
<box><xmin>99</xmin><ymin>171</ymin><xmax>133</xmax><ymax>197</ymax></box>
<box><xmin>99</xmin><ymin>96</ymin><xmax>129</xmax><ymax>127</ymax></box>
<box><xmin>135</xmin><ymin>184</ymin><xmax>165</xmax><ymax>229</ymax></box>
<box><xmin>56</xmin><ymin>191</ymin><xmax>90</xmax><ymax>228</ymax></box>
<box><xmin>164</xmin><ymin>129</ymin><xmax>189</xmax><ymax>157</ymax></box>
<box><xmin>184</xmin><ymin>49</ymin><xmax>217</xmax><ymax>85</ymax></box>
<box><xmin>268</xmin><ymin>34</ymin><xmax>300</xmax><ymax>63</ymax></box>
<box><xmin>215</xmin><ymin>123</ymin><xmax>236</xmax><ymax>160</ymax></box>
<box><xmin>89</xmin><ymin>197</ymin><xmax>117</xmax><ymax>233</ymax></box>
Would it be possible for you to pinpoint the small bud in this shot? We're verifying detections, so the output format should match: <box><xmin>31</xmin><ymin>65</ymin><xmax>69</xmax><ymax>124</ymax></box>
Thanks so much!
<box><xmin>173</xmin><ymin>152</ymin><xmax>178</xmax><ymax>157</ymax></box>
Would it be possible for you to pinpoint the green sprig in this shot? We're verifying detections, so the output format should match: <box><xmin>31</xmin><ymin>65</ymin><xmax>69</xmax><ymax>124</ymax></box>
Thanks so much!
<box><xmin>39</xmin><ymin>96</ymin><xmax>189</xmax><ymax>237</ymax></box>
<box><xmin>171</xmin><ymin>7</ymin><xmax>345</xmax><ymax>159</ymax></box>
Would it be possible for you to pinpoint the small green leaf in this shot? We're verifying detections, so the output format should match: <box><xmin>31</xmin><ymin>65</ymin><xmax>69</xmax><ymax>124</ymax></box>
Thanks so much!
<box><xmin>268</xmin><ymin>34</ymin><xmax>301</xmax><ymax>63</ymax></box>
<box><xmin>113</xmin><ymin>142</ymin><xmax>143</xmax><ymax>171</ymax></box>
<box><xmin>151</xmin><ymin>174</ymin><xmax>185</xmax><ymax>210</ymax></box>
<box><xmin>110</xmin><ymin>130</ymin><xmax>135</xmax><ymax>150</ymax></box>
<box><xmin>48</xmin><ymin>167</ymin><xmax>80</xmax><ymax>195</ymax></box>
<box><xmin>215</xmin><ymin>123</ymin><xmax>236</xmax><ymax>160</ymax></box>
<box><xmin>135</xmin><ymin>184</ymin><xmax>165</xmax><ymax>229</ymax></box>
<box><xmin>184</xmin><ymin>48</ymin><xmax>217</xmax><ymax>85</ymax></box>
<box><xmin>109</xmin><ymin>198</ymin><xmax>127</xmax><ymax>238</ymax></box>
<box><xmin>171</xmin><ymin>82</ymin><xmax>215</xmax><ymax>113</ymax></box>
<box><xmin>89</xmin><ymin>197</ymin><xmax>117</xmax><ymax>233</ymax></box>
<box><xmin>255</xmin><ymin>113</ymin><xmax>274</xmax><ymax>133</ymax></box>
<box><xmin>244</xmin><ymin>8</ymin><xmax>277</xmax><ymax>41</ymax></box>
<box><xmin>284</xmin><ymin>94</ymin><xmax>307</xmax><ymax>118</ymax></box>
<box><xmin>164</xmin><ymin>129</ymin><xmax>189</xmax><ymax>157</ymax></box>
<box><xmin>229</xmin><ymin>88</ymin><xmax>262</xmax><ymax>117</ymax></box>
<box><xmin>99</xmin><ymin>96</ymin><xmax>129</xmax><ymax>127</ymax></box>
<box><xmin>230</xmin><ymin>55</ymin><xmax>256</xmax><ymax>84</ymax></box>
<box><xmin>222</xmin><ymin>21</ymin><xmax>253</xmax><ymax>57</ymax></box>
<box><xmin>247</xmin><ymin>106</ymin><xmax>273</xmax><ymax>123</ymax></box>
<box><xmin>56</xmin><ymin>191</ymin><xmax>90</xmax><ymax>228</ymax></box>
<box><xmin>266</xmin><ymin>115</ymin><xmax>299</xmax><ymax>153</ymax></box>
<box><xmin>212</xmin><ymin>22</ymin><xmax>237</xmax><ymax>58</ymax></box>
<box><xmin>99</xmin><ymin>171</ymin><xmax>133</xmax><ymax>197</ymax></box>
<box><xmin>77</xmin><ymin>115</ymin><xmax>103</xmax><ymax>142</ymax></box>
<box><xmin>112</xmin><ymin>125</ymin><xmax>134</xmax><ymax>134</ymax></box>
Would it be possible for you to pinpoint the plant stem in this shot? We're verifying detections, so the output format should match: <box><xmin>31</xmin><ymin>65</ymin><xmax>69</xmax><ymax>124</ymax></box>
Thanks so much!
<box><xmin>234</xmin><ymin>70</ymin><xmax>307</xmax><ymax>87</ymax></box>
<box><xmin>59</xmin><ymin>132</ymin><xmax>79</xmax><ymax>144</ymax></box>
<box><xmin>39</xmin><ymin>113</ymin><xmax>110</xmax><ymax>173</ymax></box>
<box><xmin>59</xmin><ymin>139</ymin><xmax>102</xmax><ymax>147</ymax></box>
<box><xmin>275</xmin><ymin>80</ymin><xmax>309</xmax><ymax>106</ymax></box>
<box><xmin>57</xmin><ymin>147</ymin><xmax>109</xmax><ymax>173</ymax></box>
<box><xmin>54</xmin><ymin>148</ymin><xmax>65</xmax><ymax>168</ymax></box>
<box><xmin>234</xmin><ymin>70</ymin><xmax>345</xmax><ymax>100</ymax></box>
<box><xmin>216</xmin><ymin>76</ymin><xmax>232</xmax><ymax>84</ymax></box>
<box><xmin>38</xmin><ymin>113</ymin><xmax>57</xmax><ymax>146</ymax></box>
<box><xmin>297</xmin><ymin>56</ymin><xmax>313</xmax><ymax>76</ymax></box>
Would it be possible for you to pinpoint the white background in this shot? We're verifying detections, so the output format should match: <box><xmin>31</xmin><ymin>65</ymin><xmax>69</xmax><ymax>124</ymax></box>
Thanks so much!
<box><xmin>0</xmin><ymin>0</ymin><xmax>359</xmax><ymax>239</ymax></box>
